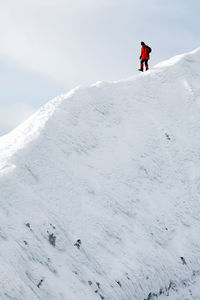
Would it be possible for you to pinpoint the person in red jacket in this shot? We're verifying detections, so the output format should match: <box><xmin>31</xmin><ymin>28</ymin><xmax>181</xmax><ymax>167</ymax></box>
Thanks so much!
<box><xmin>138</xmin><ymin>41</ymin><xmax>151</xmax><ymax>72</ymax></box>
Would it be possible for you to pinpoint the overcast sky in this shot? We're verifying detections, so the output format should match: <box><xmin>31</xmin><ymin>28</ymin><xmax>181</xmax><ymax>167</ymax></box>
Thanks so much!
<box><xmin>0</xmin><ymin>0</ymin><xmax>200</xmax><ymax>135</ymax></box>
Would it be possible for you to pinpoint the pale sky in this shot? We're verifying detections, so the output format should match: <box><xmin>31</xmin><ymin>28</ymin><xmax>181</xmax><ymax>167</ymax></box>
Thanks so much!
<box><xmin>0</xmin><ymin>0</ymin><xmax>200</xmax><ymax>135</ymax></box>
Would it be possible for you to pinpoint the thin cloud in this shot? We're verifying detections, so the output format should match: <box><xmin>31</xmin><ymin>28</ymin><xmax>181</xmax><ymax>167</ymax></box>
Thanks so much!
<box><xmin>0</xmin><ymin>0</ymin><xmax>118</xmax><ymax>84</ymax></box>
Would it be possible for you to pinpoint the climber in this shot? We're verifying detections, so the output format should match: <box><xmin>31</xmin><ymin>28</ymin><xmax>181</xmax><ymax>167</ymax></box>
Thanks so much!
<box><xmin>138</xmin><ymin>41</ymin><xmax>152</xmax><ymax>72</ymax></box>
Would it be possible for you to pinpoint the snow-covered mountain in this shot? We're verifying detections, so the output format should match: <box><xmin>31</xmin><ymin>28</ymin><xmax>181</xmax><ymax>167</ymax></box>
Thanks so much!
<box><xmin>1</xmin><ymin>48</ymin><xmax>200</xmax><ymax>300</ymax></box>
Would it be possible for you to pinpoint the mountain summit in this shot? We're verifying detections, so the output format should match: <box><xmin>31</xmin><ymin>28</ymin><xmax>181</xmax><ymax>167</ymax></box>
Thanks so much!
<box><xmin>1</xmin><ymin>48</ymin><xmax>200</xmax><ymax>300</ymax></box>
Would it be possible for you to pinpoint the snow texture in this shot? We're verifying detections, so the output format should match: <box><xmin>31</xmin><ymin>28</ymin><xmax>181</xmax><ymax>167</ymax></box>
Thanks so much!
<box><xmin>1</xmin><ymin>48</ymin><xmax>200</xmax><ymax>300</ymax></box>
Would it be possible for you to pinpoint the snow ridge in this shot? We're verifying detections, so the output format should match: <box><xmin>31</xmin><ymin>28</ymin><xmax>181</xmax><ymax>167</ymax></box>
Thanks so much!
<box><xmin>1</xmin><ymin>48</ymin><xmax>200</xmax><ymax>300</ymax></box>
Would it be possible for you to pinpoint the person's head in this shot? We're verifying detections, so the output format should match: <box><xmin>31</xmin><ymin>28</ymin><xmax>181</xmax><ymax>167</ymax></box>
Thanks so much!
<box><xmin>141</xmin><ymin>41</ymin><xmax>145</xmax><ymax>46</ymax></box>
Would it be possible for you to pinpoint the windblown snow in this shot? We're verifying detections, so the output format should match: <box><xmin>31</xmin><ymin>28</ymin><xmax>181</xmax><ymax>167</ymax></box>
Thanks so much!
<box><xmin>1</xmin><ymin>48</ymin><xmax>200</xmax><ymax>300</ymax></box>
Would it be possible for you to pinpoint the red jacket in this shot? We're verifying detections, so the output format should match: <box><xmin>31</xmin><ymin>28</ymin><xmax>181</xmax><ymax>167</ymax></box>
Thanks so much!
<box><xmin>141</xmin><ymin>45</ymin><xmax>150</xmax><ymax>60</ymax></box>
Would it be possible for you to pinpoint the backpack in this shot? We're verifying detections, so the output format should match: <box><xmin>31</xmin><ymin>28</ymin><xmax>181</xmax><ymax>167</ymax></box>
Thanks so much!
<box><xmin>146</xmin><ymin>45</ymin><xmax>152</xmax><ymax>53</ymax></box>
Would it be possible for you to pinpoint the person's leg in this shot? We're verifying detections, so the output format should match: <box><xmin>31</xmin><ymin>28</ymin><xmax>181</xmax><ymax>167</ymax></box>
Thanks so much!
<box><xmin>145</xmin><ymin>60</ymin><xmax>149</xmax><ymax>71</ymax></box>
<box><xmin>139</xmin><ymin>60</ymin><xmax>144</xmax><ymax>71</ymax></box>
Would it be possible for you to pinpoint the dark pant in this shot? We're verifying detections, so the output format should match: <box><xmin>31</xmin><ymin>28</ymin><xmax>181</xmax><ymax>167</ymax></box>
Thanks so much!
<box><xmin>140</xmin><ymin>59</ymin><xmax>149</xmax><ymax>71</ymax></box>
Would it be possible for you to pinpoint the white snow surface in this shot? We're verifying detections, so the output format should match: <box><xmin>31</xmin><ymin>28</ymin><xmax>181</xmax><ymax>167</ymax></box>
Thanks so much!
<box><xmin>1</xmin><ymin>48</ymin><xmax>200</xmax><ymax>300</ymax></box>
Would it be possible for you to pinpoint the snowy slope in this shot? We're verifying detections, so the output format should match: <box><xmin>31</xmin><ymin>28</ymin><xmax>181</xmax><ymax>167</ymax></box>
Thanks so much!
<box><xmin>1</xmin><ymin>48</ymin><xmax>200</xmax><ymax>300</ymax></box>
